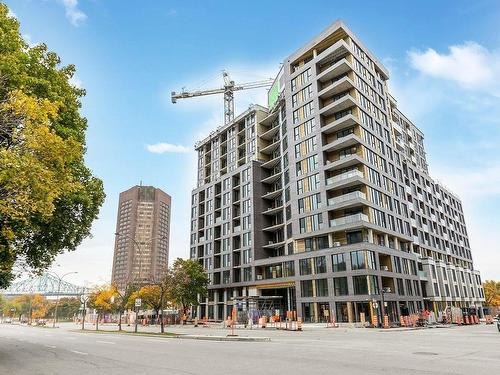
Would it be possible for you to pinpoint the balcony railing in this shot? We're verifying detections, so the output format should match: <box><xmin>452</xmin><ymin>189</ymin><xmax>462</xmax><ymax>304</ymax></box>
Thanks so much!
<box><xmin>330</xmin><ymin>213</ymin><xmax>369</xmax><ymax>227</ymax></box>
<box><xmin>326</xmin><ymin>169</ymin><xmax>363</xmax><ymax>185</ymax></box>
<box><xmin>328</xmin><ymin>191</ymin><xmax>366</xmax><ymax>206</ymax></box>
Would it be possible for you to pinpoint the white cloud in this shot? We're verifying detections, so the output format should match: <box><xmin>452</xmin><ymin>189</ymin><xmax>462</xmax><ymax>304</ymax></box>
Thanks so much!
<box><xmin>7</xmin><ymin>9</ymin><xmax>17</xmax><ymax>19</ymax></box>
<box><xmin>22</xmin><ymin>34</ymin><xmax>38</xmax><ymax>48</ymax></box>
<box><xmin>58</xmin><ymin>0</ymin><xmax>87</xmax><ymax>27</ymax></box>
<box><xmin>146</xmin><ymin>143</ymin><xmax>191</xmax><ymax>154</ymax></box>
<box><xmin>69</xmin><ymin>75</ymin><xmax>82</xmax><ymax>88</ymax></box>
<box><xmin>433</xmin><ymin>164</ymin><xmax>500</xmax><ymax>202</ymax></box>
<box><xmin>408</xmin><ymin>42</ymin><xmax>500</xmax><ymax>94</ymax></box>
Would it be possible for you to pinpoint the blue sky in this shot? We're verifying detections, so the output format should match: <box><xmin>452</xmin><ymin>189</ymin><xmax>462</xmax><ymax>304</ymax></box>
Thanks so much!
<box><xmin>5</xmin><ymin>0</ymin><xmax>500</xmax><ymax>285</ymax></box>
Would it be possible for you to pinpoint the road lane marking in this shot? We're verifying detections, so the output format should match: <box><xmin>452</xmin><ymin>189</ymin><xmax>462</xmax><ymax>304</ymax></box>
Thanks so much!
<box><xmin>96</xmin><ymin>340</ymin><xmax>115</xmax><ymax>344</ymax></box>
<box><xmin>45</xmin><ymin>345</ymin><xmax>57</xmax><ymax>349</ymax></box>
<box><xmin>70</xmin><ymin>350</ymin><xmax>88</xmax><ymax>355</ymax></box>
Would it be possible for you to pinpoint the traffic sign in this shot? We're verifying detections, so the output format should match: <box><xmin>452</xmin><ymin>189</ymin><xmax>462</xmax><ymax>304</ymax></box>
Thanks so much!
<box><xmin>135</xmin><ymin>298</ymin><xmax>142</xmax><ymax>307</ymax></box>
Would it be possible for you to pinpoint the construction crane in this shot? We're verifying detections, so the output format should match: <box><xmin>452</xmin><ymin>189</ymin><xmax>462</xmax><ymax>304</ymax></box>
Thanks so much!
<box><xmin>171</xmin><ymin>71</ymin><xmax>274</xmax><ymax>125</ymax></box>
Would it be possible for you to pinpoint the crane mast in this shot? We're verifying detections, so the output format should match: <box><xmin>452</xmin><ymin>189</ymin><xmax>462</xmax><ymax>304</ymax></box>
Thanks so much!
<box><xmin>171</xmin><ymin>71</ymin><xmax>274</xmax><ymax>125</ymax></box>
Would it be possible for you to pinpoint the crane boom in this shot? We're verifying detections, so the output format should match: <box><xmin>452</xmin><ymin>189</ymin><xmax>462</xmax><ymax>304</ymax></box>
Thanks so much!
<box><xmin>171</xmin><ymin>71</ymin><xmax>274</xmax><ymax>125</ymax></box>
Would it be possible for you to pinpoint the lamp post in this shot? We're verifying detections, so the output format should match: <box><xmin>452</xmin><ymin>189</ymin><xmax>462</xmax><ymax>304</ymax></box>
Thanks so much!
<box><xmin>115</xmin><ymin>232</ymin><xmax>167</xmax><ymax>329</ymax></box>
<box><xmin>114</xmin><ymin>232</ymin><xmax>167</xmax><ymax>284</ymax></box>
<box><xmin>49</xmin><ymin>271</ymin><xmax>78</xmax><ymax>328</ymax></box>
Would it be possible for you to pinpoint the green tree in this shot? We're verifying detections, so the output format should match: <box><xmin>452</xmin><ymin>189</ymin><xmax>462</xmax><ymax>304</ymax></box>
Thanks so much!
<box><xmin>114</xmin><ymin>283</ymin><xmax>137</xmax><ymax>331</ymax></box>
<box><xmin>170</xmin><ymin>258</ymin><xmax>209</xmax><ymax>320</ymax></box>
<box><xmin>47</xmin><ymin>297</ymin><xmax>80</xmax><ymax>321</ymax></box>
<box><xmin>0</xmin><ymin>4</ymin><xmax>105</xmax><ymax>288</ymax></box>
<box><xmin>128</xmin><ymin>270</ymin><xmax>174</xmax><ymax>333</ymax></box>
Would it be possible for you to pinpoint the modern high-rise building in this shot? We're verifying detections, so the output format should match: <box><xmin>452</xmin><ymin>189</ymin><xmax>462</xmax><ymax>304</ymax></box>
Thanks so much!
<box><xmin>189</xmin><ymin>20</ymin><xmax>485</xmax><ymax>323</ymax></box>
<box><xmin>112</xmin><ymin>185</ymin><xmax>171</xmax><ymax>290</ymax></box>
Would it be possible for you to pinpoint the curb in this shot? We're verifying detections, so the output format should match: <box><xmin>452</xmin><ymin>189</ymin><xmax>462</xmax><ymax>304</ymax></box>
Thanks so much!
<box><xmin>177</xmin><ymin>335</ymin><xmax>270</xmax><ymax>342</ymax></box>
<box><xmin>73</xmin><ymin>329</ymin><xmax>270</xmax><ymax>342</ymax></box>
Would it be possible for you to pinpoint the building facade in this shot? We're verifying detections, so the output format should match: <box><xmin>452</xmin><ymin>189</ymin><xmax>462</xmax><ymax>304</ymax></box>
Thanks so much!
<box><xmin>189</xmin><ymin>21</ymin><xmax>485</xmax><ymax>323</ymax></box>
<box><xmin>112</xmin><ymin>185</ymin><xmax>171</xmax><ymax>290</ymax></box>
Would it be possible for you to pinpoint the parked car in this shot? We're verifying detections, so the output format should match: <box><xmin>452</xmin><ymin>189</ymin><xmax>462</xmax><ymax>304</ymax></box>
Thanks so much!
<box><xmin>3</xmin><ymin>318</ymin><xmax>12</xmax><ymax>324</ymax></box>
<box><xmin>36</xmin><ymin>319</ymin><xmax>46</xmax><ymax>326</ymax></box>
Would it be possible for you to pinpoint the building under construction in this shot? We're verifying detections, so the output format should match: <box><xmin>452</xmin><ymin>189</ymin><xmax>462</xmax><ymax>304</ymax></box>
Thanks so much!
<box><xmin>184</xmin><ymin>20</ymin><xmax>485</xmax><ymax>323</ymax></box>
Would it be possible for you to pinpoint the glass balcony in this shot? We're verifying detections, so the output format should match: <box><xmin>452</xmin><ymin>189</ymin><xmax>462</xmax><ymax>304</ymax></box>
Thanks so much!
<box><xmin>329</xmin><ymin>213</ymin><xmax>369</xmax><ymax>227</ymax></box>
<box><xmin>326</xmin><ymin>169</ymin><xmax>363</xmax><ymax>185</ymax></box>
<box><xmin>328</xmin><ymin>191</ymin><xmax>366</xmax><ymax>206</ymax></box>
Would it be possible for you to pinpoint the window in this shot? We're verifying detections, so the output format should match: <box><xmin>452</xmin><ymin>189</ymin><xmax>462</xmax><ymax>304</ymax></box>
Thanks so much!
<box><xmin>353</xmin><ymin>275</ymin><xmax>379</xmax><ymax>295</ymax></box>
<box><xmin>292</xmin><ymin>84</ymin><xmax>313</xmax><ymax>107</ymax></box>
<box><xmin>397</xmin><ymin>278</ymin><xmax>405</xmax><ymax>295</ymax></box>
<box><xmin>297</xmin><ymin>173</ymin><xmax>320</xmax><ymax>194</ymax></box>
<box><xmin>299</xmin><ymin>213</ymin><xmax>323</xmax><ymax>233</ymax></box>
<box><xmin>296</xmin><ymin>154</ymin><xmax>318</xmax><ymax>176</ymax></box>
<box><xmin>332</xmin><ymin>253</ymin><xmax>346</xmax><ymax>272</ymax></box>
<box><xmin>316</xmin><ymin>279</ymin><xmax>329</xmax><ymax>297</ymax></box>
<box><xmin>301</xmin><ymin>279</ymin><xmax>328</xmax><ymax>297</ymax></box>
<box><xmin>293</xmin><ymin>118</ymin><xmax>316</xmax><ymax>141</ymax></box>
<box><xmin>292</xmin><ymin>101</ymin><xmax>314</xmax><ymax>124</ymax></box>
<box><xmin>350</xmin><ymin>250</ymin><xmax>376</xmax><ymax>270</ymax></box>
<box><xmin>299</xmin><ymin>256</ymin><xmax>327</xmax><ymax>275</ymax></box>
<box><xmin>295</xmin><ymin>136</ymin><xmax>317</xmax><ymax>158</ymax></box>
<box><xmin>291</xmin><ymin>68</ymin><xmax>312</xmax><ymax>91</ymax></box>
<box><xmin>298</xmin><ymin>193</ymin><xmax>322</xmax><ymax>213</ymax></box>
<box><xmin>243</xmin><ymin>267</ymin><xmax>252</xmax><ymax>281</ymax></box>
<box><xmin>301</xmin><ymin>280</ymin><xmax>314</xmax><ymax>297</ymax></box>
<box><xmin>333</xmin><ymin>277</ymin><xmax>348</xmax><ymax>296</ymax></box>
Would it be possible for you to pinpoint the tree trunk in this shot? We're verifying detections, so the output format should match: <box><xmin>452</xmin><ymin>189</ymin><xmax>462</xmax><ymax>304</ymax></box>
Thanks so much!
<box><xmin>96</xmin><ymin>313</ymin><xmax>99</xmax><ymax>331</ymax></box>
<box><xmin>160</xmin><ymin>307</ymin><xmax>164</xmax><ymax>334</ymax></box>
<box><xmin>118</xmin><ymin>310</ymin><xmax>122</xmax><ymax>331</ymax></box>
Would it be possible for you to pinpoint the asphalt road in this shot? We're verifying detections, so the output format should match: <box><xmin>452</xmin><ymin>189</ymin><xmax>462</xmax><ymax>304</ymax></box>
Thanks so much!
<box><xmin>0</xmin><ymin>323</ymin><xmax>499</xmax><ymax>374</ymax></box>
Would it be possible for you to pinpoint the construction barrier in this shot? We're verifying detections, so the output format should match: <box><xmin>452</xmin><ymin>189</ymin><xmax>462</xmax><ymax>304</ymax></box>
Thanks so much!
<box><xmin>327</xmin><ymin>316</ymin><xmax>338</xmax><ymax>328</ymax></box>
<box><xmin>194</xmin><ymin>318</ymin><xmax>198</xmax><ymax>327</ymax></box>
<box><xmin>383</xmin><ymin>315</ymin><xmax>389</xmax><ymax>329</ymax></box>
<box><xmin>474</xmin><ymin>315</ymin><xmax>479</xmax><ymax>324</ymax></box>
<box><xmin>360</xmin><ymin>312</ymin><xmax>366</xmax><ymax>327</ymax></box>
<box><xmin>485</xmin><ymin>315</ymin><xmax>494</xmax><ymax>324</ymax></box>
<box><xmin>259</xmin><ymin>316</ymin><xmax>267</xmax><ymax>328</ymax></box>
<box><xmin>202</xmin><ymin>316</ymin><xmax>208</xmax><ymax>327</ymax></box>
<box><xmin>297</xmin><ymin>317</ymin><xmax>302</xmax><ymax>331</ymax></box>
<box><xmin>371</xmin><ymin>314</ymin><xmax>378</xmax><ymax>327</ymax></box>
<box><xmin>400</xmin><ymin>315</ymin><xmax>406</xmax><ymax>327</ymax></box>
<box><xmin>464</xmin><ymin>315</ymin><xmax>469</xmax><ymax>325</ymax></box>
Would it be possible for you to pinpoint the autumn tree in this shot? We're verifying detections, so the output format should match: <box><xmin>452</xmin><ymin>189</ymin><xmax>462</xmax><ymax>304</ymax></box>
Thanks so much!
<box><xmin>483</xmin><ymin>280</ymin><xmax>500</xmax><ymax>307</ymax></box>
<box><xmin>0</xmin><ymin>4</ymin><xmax>105</xmax><ymax>288</ymax></box>
<box><xmin>87</xmin><ymin>285</ymin><xmax>118</xmax><ymax>330</ymax></box>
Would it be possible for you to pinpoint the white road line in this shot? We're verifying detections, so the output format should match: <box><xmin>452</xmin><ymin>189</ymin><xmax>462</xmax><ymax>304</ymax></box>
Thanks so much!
<box><xmin>96</xmin><ymin>340</ymin><xmax>115</xmax><ymax>344</ymax></box>
<box><xmin>45</xmin><ymin>345</ymin><xmax>57</xmax><ymax>349</ymax></box>
<box><xmin>70</xmin><ymin>350</ymin><xmax>88</xmax><ymax>355</ymax></box>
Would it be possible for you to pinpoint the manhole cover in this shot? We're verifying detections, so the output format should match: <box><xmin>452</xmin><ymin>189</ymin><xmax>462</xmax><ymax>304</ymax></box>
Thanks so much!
<box><xmin>413</xmin><ymin>352</ymin><xmax>439</xmax><ymax>356</ymax></box>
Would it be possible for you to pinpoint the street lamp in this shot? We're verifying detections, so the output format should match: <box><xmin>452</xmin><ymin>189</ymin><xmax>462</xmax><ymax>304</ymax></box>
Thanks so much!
<box><xmin>115</xmin><ymin>232</ymin><xmax>167</xmax><ymax>330</ymax></box>
<box><xmin>114</xmin><ymin>232</ymin><xmax>167</xmax><ymax>284</ymax></box>
<box><xmin>49</xmin><ymin>271</ymin><xmax>78</xmax><ymax>328</ymax></box>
